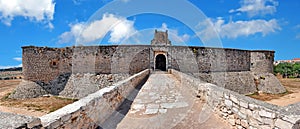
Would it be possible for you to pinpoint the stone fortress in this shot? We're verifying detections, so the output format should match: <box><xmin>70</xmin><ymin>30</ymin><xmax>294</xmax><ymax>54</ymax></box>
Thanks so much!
<box><xmin>17</xmin><ymin>30</ymin><xmax>284</xmax><ymax>99</ymax></box>
<box><xmin>3</xmin><ymin>30</ymin><xmax>299</xmax><ymax>129</ymax></box>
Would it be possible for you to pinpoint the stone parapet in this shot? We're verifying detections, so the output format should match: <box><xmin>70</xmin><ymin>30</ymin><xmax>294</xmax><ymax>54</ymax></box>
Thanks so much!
<box><xmin>171</xmin><ymin>69</ymin><xmax>300</xmax><ymax>129</ymax></box>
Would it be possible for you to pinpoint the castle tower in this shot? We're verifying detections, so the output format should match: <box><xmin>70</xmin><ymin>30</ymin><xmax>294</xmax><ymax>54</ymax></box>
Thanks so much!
<box><xmin>151</xmin><ymin>30</ymin><xmax>171</xmax><ymax>46</ymax></box>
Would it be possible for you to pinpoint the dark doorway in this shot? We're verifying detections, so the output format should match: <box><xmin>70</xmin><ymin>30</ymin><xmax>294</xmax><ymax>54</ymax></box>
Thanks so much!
<box><xmin>155</xmin><ymin>54</ymin><xmax>166</xmax><ymax>71</ymax></box>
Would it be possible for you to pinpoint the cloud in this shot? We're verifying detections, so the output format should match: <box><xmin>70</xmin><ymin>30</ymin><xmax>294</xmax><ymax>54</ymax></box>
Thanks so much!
<box><xmin>0</xmin><ymin>64</ymin><xmax>22</xmax><ymax>69</ymax></box>
<box><xmin>59</xmin><ymin>13</ymin><xmax>136</xmax><ymax>44</ymax></box>
<box><xmin>295</xmin><ymin>24</ymin><xmax>300</xmax><ymax>40</ymax></box>
<box><xmin>230</xmin><ymin>0</ymin><xmax>278</xmax><ymax>17</ymax></box>
<box><xmin>158</xmin><ymin>23</ymin><xmax>190</xmax><ymax>43</ymax></box>
<box><xmin>109</xmin><ymin>19</ymin><xmax>136</xmax><ymax>43</ymax></box>
<box><xmin>0</xmin><ymin>0</ymin><xmax>55</xmax><ymax>27</ymax></box>
<box><xmin>13</xmin><ymin>57</ymin><xmax>22</xmax><ymax>62</ymax></box>
<box><xmin>296</xmin><ymin>34</ymin><xmax>300</xmax><ymax>39</ymax></box>
<box><xmin>197</xmin><ymin>17</ymin><xmax>281</xmax><ymax>39</ymax></box>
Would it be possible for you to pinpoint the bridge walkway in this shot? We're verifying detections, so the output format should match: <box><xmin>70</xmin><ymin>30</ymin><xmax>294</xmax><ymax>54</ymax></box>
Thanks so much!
<box><xmin>108</xmin><ymin>72</ymin><xmax>232</xmax><ymax>129</ymax></box>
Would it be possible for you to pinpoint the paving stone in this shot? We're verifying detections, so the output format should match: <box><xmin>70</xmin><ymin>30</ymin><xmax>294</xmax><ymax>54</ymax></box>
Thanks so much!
<box><xmin>147</xmin><ymin>104</ymin><xmax>159</xmax><ymax>109</ymax></box>
<box><xmin>275</xmin><ymin>119</ymin><xmax>293</xmax><ymax>129</ymax></box>
<box><xmin>132</xmin><ymin>104</ymin><xmax>145</xmax><ymax>110</ymax></box>
<box><xmin>159</xmin><ymin>109</ymin><xmax>168</xmax><ymax>114</ymax></box>
<box><xmin>144</xmin><ymin>108</ymin><xmax>158</xmax><ymax>115</ymax></box>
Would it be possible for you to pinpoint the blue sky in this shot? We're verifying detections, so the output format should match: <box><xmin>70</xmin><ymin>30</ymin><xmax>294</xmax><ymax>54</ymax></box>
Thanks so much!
<box><xmin>0</xmin><ymin>0</ymin><xmax>300</xmax><ymax>68</ymax></box>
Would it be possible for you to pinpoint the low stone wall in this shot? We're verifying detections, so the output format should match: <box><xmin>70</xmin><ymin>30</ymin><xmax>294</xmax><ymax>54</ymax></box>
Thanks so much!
<box><xmin>39</xmin><ymin>69</ymin><xmax>149</xmax><ymax>128</ymax></box>
<box><xmin>171</xmin><ymin>69</ymin><xmax>300</xmax><ymax>129</ymax></box>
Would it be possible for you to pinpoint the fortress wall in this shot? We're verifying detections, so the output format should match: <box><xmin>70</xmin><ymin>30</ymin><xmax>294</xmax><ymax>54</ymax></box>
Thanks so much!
<box><xmin>22</xmin><ymin>46</ymin><xmax>72</xmax><ymax>83</ymax></box>
<box><xmin>171</xmin><ymin>69</ymin><xmax>300</xmax><ymax>129</ymax></box>
<box><xmin>250</xmin><ymin>51</ymin><xmax>274</xmax><ymax>73</ymax></box>
<box><xmin>22</xmin><ymin>46</ymin><xmax>150</xmax><ymax>83</ymax></box>
<box><xmin>22</xmin><ymin>45</ymin><xmax>274</xmax><ymax>84</ymax></box>
<box><xmin>169</xmin><ymin>46</ymin><xmax>251</xmax><ymax>72</ymax></box>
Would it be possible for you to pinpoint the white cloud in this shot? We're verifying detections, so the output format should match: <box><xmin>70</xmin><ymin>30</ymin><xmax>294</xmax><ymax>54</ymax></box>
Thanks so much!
<box><xmin>59</xmin><ymin>14</ymin><xmax>136</xmax><ymax>44</ymax></box>
<box><xmin>109</xmin><ymin>20</ymin><xmax>136</xmax><ymax>43</ymax></box>
<box><xmin>0</xmin><ymin>64</ymin><xmax>22</xmax><ymax>69</ymax></box>
<box><xmin>0</xmin><ymin>0</ymin><xmax>55</xmax><ymax>27</ymax></box>
<box><xmin>158</xmin><ymin>23</ymin><xmax>190</xmax><ymax>43</ymax></box>
<box><xmin>13</xmin><ymin>57</ymin><xmax>22</xmax><ymax>62</ymax></box>
<box><xmin>296</xmin><ymin>34</ymin><xmax>300</xmax><ymax>39</ymax></box>
<box><xmin>230</xmin><ymin>0</ymin><xmax>278</xmax><ymax>17</ymax></box>
<box><xmin>197</xmin><ymin>18</ymin><xmax>281</xmax><ymax>39</ymax></box>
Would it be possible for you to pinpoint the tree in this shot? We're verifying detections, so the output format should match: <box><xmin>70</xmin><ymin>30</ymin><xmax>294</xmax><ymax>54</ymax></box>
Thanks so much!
<box><xmin>274</xmin><ymin>62</ymin><xmax>294</xmax><ymax>78</ymax></box>
<box><xmin>292</xmin><ymin>63</ymin><xmax>300</xmax><ymax>77</ymax></box>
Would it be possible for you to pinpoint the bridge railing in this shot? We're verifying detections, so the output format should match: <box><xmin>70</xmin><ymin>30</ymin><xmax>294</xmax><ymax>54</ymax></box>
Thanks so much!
<box><xmin>170</xmin><ymin>69</ymin><xmax>300</xmax><ymax>129</ymax></box>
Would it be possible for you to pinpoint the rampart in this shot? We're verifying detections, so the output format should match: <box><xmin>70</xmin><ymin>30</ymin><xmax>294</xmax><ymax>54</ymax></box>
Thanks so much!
<box><xmin>22</xmin><ymin>45</ymin><xmax>273</xmax><ymax>81</ymax></box>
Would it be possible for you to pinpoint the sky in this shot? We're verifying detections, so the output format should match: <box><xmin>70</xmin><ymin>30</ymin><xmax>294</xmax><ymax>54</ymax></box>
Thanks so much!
<box><xmin>0</xmin><ymin>0</ymin><xmax>300</xmax><ymax>69</ymax></box>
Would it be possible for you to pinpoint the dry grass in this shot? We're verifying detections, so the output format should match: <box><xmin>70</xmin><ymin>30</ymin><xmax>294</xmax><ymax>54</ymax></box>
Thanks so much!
<box><xmin>0</xmin><ymin>95</ymin><xmax>77</xmax><ymax>113</ymax></box>
<box><xmin>0</xmin><ymin>80</ymin><xmax>77</xmax><ymax>114</ymax></box>
<box><xmin>246</xmin><ymin>91</ymin><xmax>290</xmax><ymax>101</ymax></box>
<box><xmin>247</xmin><ymin>77</ymin><xmax>300</xmax><ymax>101</ymax></box>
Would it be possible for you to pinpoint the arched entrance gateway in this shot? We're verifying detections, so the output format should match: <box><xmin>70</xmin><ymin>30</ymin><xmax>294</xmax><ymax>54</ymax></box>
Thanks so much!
<box><xmin>155</xmin><ymin>54</ymin><xmax>166</xmax><ymax>71</ymax></box>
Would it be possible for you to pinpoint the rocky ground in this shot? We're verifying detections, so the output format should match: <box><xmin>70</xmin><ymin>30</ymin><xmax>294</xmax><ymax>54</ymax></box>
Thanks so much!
<box><xmin>248</xmin><ymin>77</ymin><xmax>300</xmax><ymax>106</ymax></box>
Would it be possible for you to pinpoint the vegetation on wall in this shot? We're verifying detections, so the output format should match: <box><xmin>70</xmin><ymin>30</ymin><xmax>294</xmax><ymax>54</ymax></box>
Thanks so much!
<box><xmin>274</xmin><ymin>62</ymin><xmax>300</xmax><ymax>78</ymax></box>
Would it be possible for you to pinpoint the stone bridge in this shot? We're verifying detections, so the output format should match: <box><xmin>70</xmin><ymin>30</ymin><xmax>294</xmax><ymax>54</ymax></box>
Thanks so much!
<box><xmin>1</xmin><ymin>69</ymin><xmax>300</xmax><ymax>129</ymax></box>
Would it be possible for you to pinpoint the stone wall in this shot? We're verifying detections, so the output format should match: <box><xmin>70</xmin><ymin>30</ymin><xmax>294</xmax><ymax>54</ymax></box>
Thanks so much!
<box><xmin>250</xmin><ymin>51</ymin><xmax>274</xmax><ymax>73</ymax></box>
<box><xmin>22</xmin><ymin>46</ymin><xmax>70</xmax><ymax>83</ymax></box>
<box><xmin>171</xmin><ymin>69</ymin><xmax>300</xmax><ymax>129</ymax></box>
<box><xmin>23</xmin><ymin>46</ymin><xmax>261</xmax><ymax>83</ymax></box>
<box><xmin>1</xmin><ymin>69</ymin><xmax>149</xmax><ymax>128</ymax></box>
<box><xmin>22</xmin><ymin>46</ymin><xmax>150</xmax><ymax>83</ymax></box>
<box><xmin>38</xmin><ymin>69</ymin><xmax>149</xmax><ymax>128</ymax></box>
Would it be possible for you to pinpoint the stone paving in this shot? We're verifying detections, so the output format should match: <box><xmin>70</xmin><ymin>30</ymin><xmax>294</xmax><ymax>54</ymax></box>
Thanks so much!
<box><xmin>116</xmin><ymin>72</ymin><xmax>232</xmax><ymax>129</ymax></box>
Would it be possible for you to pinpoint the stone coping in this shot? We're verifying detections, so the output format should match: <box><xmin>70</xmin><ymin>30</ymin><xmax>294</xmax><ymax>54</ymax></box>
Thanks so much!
<box><xmin>170</xmin><ymin>69</ymin><xmax>300</xmax><ymax>128</ymax></box>
<box><xmin>22</xmin><ymin>45</ymin><xmax>274</xmax><ymax>52</ymax></box>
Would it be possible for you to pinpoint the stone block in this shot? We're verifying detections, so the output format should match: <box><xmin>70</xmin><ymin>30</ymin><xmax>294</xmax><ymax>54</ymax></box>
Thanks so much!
<box><xmin>262</xmin><ymin>117</ymin><xmax>274</xmax><ymax>126</ymax></box>
<box><xmin>224</xmin><ymin>93</ymin><xmax>229</xmax><ymax>99</ymax></box>
<box><xmin>259</xmin><ymin>109</ymin><xmax>276</xmax><ymax>118</ymax></box>
<box><xmin>241</xmin><ymin>119</ymin><xmax>249</xmax><ymax>128</ymax></box>
<box><xmin>252</xmin><ymin>110</ymin><xmax>262</xmax><ymax>122</ymax></box>
<box><xmin>240</xmin><ymin>101</ymin><xmax>248</xmax><ymax>108</ymax></box>
<box><xmin>224</xmin><ymin>99</ymin><xmax>233</xmax><ymax>108</ymax></box>
<box><xmin>228</xmin><ymin>118</ymin><xmax>236</xmax><ymax>126</ymax></box>
<box><xmin>238</xmin><ymin>111</ymin><xmax>247</xmax><ymax>120</ymax></box>
<box><xmin>230</xmin><ymin>95</ymin><xmax>239</xmax><ymax>104</ymax></box>
<box><xmin>249</xmin><ymin>126</ymin><xmax>258</xmax><ymax>129</ymax></box>
<box><xmin>144</xmin><ymin>109</ymin><xmax>158</xmax><ymax>115</ymax></box>
<box><xmin>27</xmin><ymin>118</ymin><xmax>42</xmax><ymax>128</ymax></box>
<box><xmin>282</xmin><ymin>115</ymin><xmax>300</xmax><ymax>124</ymax></box>
<box><xmin>235</xmin><ymin>119</ymin><xmax>241</xmax><ymax>125</ymax></box>
<box><xmin>237</xmin><ymin>125</ymin><xmax>244</xmax><ymax>129</ymax></box>
<box><xmin>249</xmin><ymin>103</ymin><xmax>258</xmax><ymax>110</ymax></box>
<box><xmin>275</xmin><ymin>119</ymin><xmax>293</xmax><ymax>129</ymax></box>
<box><xmin>232</xmin><ymin>107</ymin><xmax>239</xmax><ymax>114</ymax></box>
<box><xmin>260</xmin><ymin>125</ymin><xmax>271</xmax><ymax>129</ymax></box>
